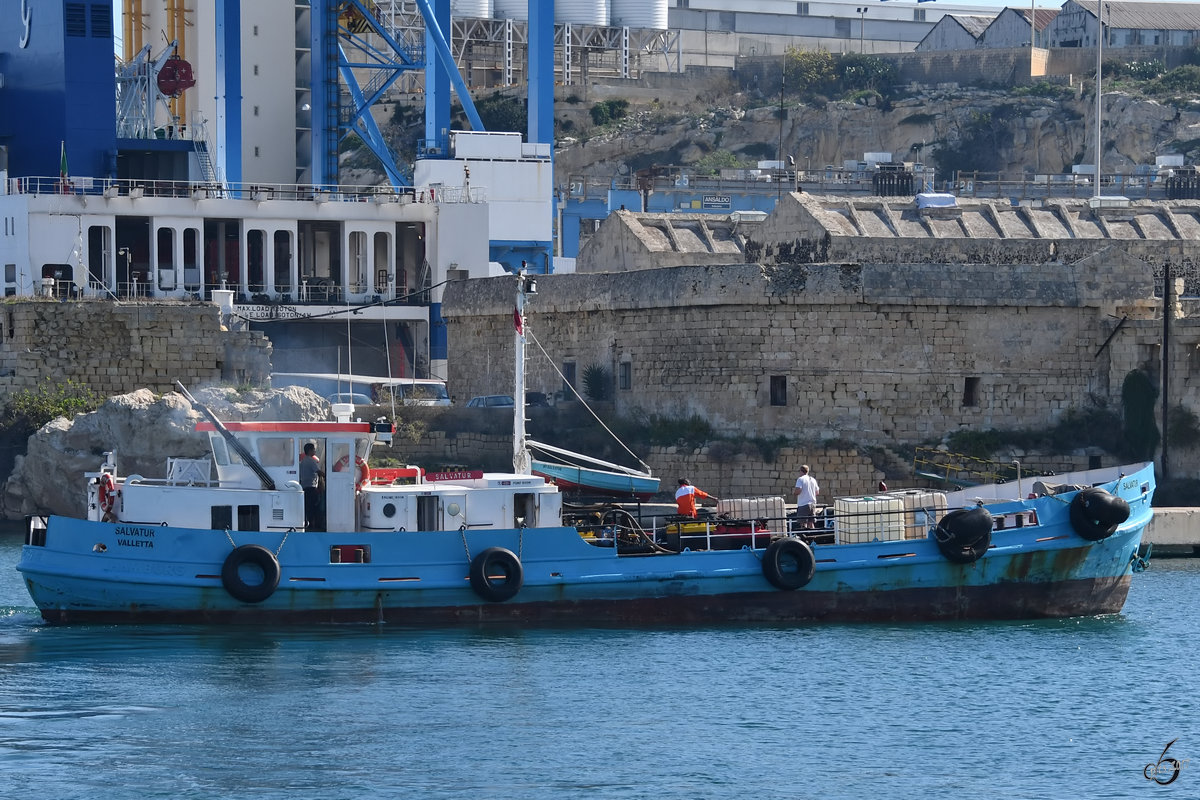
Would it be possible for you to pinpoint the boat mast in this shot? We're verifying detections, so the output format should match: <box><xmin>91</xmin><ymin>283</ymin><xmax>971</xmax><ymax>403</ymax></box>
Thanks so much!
<box><xmin>513</xmin><ymin>267</ymin><xmax>534</xmax><ymax>474</ymax></box>
<box><xmin>1094</xmin><ymin>0</ymin><xmax>1103</xmax><ymax>198</ymax></box>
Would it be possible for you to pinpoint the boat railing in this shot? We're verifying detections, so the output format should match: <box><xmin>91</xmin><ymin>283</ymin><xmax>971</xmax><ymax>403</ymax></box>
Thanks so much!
<box><xmin>632</xmin><ymin>503</ymin><xmax>954</xmax><ymax>551</ymax></box>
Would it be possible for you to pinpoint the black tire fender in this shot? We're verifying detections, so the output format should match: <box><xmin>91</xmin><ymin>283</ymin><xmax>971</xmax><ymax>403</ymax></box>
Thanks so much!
<box><xmin>1069</xmin><ymin>487</ymin><xmax>1131</xmax><ymax>541</ymax></box>
<box><xmin>469</xmin><ymin>547</ymin><xmax>524</xmax><ymax>602</ymax></box>
<box><xmin>762</xmin><ymin>537</ymin><xmax>816</xmax><ymax>591</ymax></box>
<box><xmin>934</xmin><ymin>507</ymin><xmax>994</xmax><ymax>564</ymax></box>
<box><xmin>221</xmin><ymin>544</ymin><xmax>281</xmax><ymax>603</ymax></box>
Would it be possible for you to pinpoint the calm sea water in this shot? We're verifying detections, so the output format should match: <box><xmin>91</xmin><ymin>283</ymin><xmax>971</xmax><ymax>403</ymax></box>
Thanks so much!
<box><xmin>1</xmin><ymin>529</ymin><xmax>1197</xmax><ymax>800</ymax></box>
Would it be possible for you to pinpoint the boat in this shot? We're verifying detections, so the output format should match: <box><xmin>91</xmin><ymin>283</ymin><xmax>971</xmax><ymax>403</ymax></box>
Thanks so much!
<box><xmin>530</xmin><ymin>441</ymin><xmax>660</xmax><ymax>500</ymax></box>
<box><xmin>15</xmin><ymin>273</ymin><xmax>1156</xmax><ymax>625</ymax></box>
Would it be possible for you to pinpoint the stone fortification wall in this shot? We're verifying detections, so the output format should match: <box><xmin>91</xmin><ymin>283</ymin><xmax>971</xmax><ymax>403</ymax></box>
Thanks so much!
<box><xmin>750</xmin><ymin>195</ymin><xmax>1200</xmax><ymax>284</ymax></box>
<box><xmin>441</xmin><ymin>262</ymin><xmax>1189</xmax><ymax>465</ymax></box>
<box><xmin>0</xmin><ymin>300</ymin><xmax>271</xmax><ymax>400</ymax></box>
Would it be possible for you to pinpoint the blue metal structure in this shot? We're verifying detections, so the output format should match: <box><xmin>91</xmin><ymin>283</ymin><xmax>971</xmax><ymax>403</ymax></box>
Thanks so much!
<box><xmin>527</xmin><ymin>0</ymin><xmax>554</xmax><ymax>148</ymax></box>
<box><xmin>215</xmin><ymin>0</ymin><xmax>242</xmax><ymax>186</ymax></box>
<box><xmin>311</xmin><ymin>0</ymin><xmax>486</xmax><ymax>188</ymax></box>
<box><xmin>0</xmin><ymin>1</ymin><xmax>117</xmax><ymax>179</ymax></box>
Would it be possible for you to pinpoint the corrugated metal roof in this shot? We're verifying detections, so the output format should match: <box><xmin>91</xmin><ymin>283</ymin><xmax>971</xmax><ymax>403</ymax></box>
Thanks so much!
<box><xmin>1015</xmin><ymin>8</ymin><xmax>1061</xmax><ymax>32</ymax></box>
<box><xmin>1077</xmin><ymin>0</ymin><xmax>1200</xmax><ymax>31</ymax></box>
<box><xmin>952</xmin><ymin>14</ymin><xmax>996</xmax><ymax>38</ymax></box>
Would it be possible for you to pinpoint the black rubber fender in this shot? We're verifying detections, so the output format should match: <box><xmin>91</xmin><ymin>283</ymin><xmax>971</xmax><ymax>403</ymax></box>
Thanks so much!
<box><xmin>220</xmin><ymin>544</ymin><xmax>281</xmax><ymax>603</ymax></box>
<box><xmin>934</xmin><ymin>507</ymin><xmax>993</xmax><ymax>564</ymax></box>
<box><xmin>937</xmin><ymin>530</ymin><xmax>992</xmax><ymax>564</ymax></box>
<box><xmin>762</xmin><ymin>537</ymin><xmax>816</xmax><ymax>591</ymax></box>
<box><xmin>1069</xmin><ymin>487</ymin><xmax>1131</xmax><ymax>541</ymax></box>
<box><xmin>469</xmin><ymin>547</ymin><xmax>524</xmax><ymax>602</ymax></box>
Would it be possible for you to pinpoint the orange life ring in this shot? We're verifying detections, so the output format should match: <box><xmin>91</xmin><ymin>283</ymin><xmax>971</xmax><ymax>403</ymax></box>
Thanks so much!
<box><xmin>333</xmin><ymin>455</ymin><xmax>371</xmax><ymax>491</ymax></box>
<box><xmin>98</xmin><ymin>473</ymin><xmax>117</xmax><ymax>513</ymax></box>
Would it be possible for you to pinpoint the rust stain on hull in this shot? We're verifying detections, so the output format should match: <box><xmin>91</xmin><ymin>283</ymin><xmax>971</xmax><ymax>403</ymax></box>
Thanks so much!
<box><xmin>38</xmin><ymin>575</ymin><xmax>1133</xmax><ymax>626</ymax></box>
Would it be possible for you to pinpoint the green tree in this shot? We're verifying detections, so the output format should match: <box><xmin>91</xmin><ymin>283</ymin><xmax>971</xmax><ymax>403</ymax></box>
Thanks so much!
<box><xmin>836</xmin><ymin>53</ymin><xmax>898</xmax><ymax>93</ymax></box>
<box><xmin>582</xmin><ymin>364</ymin><xmax>612</xmax><ymax>401</ymax></box>
<box><xmin>784</xmin><ymin>48</ymin><xmax>836</xmax><ymax>98</ymax></box>
<box><xmin>475</xmin><ymin>92</ymin><xmax>527</xmax><ymax>133</ymax></box>
<box><xmin>589</xmin><ymin>99</ymin><xmax>630</xmax><ymax>126</ymax></box>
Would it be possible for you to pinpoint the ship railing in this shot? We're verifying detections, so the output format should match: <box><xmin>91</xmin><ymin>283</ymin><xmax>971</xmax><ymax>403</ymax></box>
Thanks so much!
<box><xmin>6</xmin><ymin>175</ymin><xmax>421</xmax><ymax>204</ymax></box>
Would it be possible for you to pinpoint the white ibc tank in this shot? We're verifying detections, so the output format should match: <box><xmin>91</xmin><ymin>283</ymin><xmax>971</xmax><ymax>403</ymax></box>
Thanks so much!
<box><xmin>716</xmin><ymin>496</ymin><xmax>786</xmax><ymax>521</ymax></box>
<box><xmin>881</xmin><ymin>490</ymin><xmax>948</xmax><ymax>540</ymax></box>
<box><xmin>493</xmin><ymin>0</ymin><xmax>528</xmax><ymax>20</ymax></box>
<box><xmin>556</xmin><ymin>0</ymin><xmax>608</xmax><ymax>26</ymax></box>
<box><xmin>834</xmin><ymin>496</ymin><xmax>906</xmax><ymax>544</ymax></box>
<box><xmin>610</xmin><ymin>0</ymin><xmax>667</xmax><ymax>29</ymax></box>
<box><xmin>451</xmin><ymin>0</ymin><xmax>493</xmax><ymax>18</ymax></box>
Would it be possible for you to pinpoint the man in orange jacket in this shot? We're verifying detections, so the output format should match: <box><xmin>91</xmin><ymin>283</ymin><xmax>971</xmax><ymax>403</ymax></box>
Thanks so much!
<box><xmin>675</xmin><ymin>478</ymin><xmax>715</xmax><ymax>518</ymax></box>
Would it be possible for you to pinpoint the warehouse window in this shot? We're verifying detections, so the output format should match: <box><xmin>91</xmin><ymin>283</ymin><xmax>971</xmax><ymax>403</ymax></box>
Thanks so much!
<box><xmin>618</xmin><ymin>361</ymin><xmax>632</xmax><ymax>391</ymax></box>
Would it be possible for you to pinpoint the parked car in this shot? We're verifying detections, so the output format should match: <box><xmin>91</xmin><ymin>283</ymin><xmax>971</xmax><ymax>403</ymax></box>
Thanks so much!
<box><xmin>525</xmin><ymin>391</ymin><xmax>551</xmax><ymax>408</ymax></box>
<box><xmin>272</xmin><ymin>373</ymin><xmax>450</xmax><ymax>407</ymax></box>
<box><xmin>327</xmin><ymin>392</ymin><xmax>374</xmax><ymax>406</ymax></box>
<box><xmin>466</xmin><ymin>394</ymin><xmax>515</xmax><ymax>408</ymax></box>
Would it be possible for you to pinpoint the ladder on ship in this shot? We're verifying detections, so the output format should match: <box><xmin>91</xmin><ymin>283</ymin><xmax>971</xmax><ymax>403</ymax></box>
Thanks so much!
<box><xmin>194</xmin><ymin>140</ymin><xmax>219</xmax><ymax>185</ymax></box>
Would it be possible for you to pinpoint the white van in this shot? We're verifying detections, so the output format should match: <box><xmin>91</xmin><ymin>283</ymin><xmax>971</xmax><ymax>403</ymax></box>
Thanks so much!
<box><xmin>371</xmin><ymin>378</ymin><xmax>451</xmax><ymax>407</ymax></box>
<box><xmin>272</xmin><ymin>373</ymin><xmax>450</xmax><ymax>407</ymax></box>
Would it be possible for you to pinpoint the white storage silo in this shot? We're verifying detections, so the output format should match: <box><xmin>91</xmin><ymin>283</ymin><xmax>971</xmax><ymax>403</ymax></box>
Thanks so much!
<box><xmin>493</xmin><ymin>0</ymin><xmax>529</xmax><ymax>21</ymax></box>
<box><xmin>450</xmin><ymin>0</ymin><xmax>493</xmax><ymax>19</ymax></box>
<box><xmin>555</xmin><ymin>0</ymin><xmax>608</xmax><ymax>26</ymax></box>
<box><xmin>610</xmin><ymin>0</ymin><xmax>667</xmax><ymax>29</ymax></box>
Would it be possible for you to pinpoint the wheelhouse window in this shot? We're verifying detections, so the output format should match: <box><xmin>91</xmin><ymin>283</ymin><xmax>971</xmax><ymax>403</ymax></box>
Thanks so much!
<box><xmin>256</xmin><ymin>437</ymin><xmax>295</xmax><ymax>467</ymax></box>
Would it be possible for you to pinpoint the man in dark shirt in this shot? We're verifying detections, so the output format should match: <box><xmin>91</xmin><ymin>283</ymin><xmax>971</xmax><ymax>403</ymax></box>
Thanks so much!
<box><xmin>300</xmin><ymin>442</ymin><xmax>326</xmax><ymax>531</ymax></box>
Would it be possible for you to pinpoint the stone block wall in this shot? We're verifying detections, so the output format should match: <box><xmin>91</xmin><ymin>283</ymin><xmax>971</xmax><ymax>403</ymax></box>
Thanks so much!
<box><xmin>0</xmin><ymin>300</ymin><xmax>271</xmax><ymax>400</ymax></box>
<box><xmin>442</xmin><ymin>263</ymin><xmax>1200</xmax><ymax>477</ymax></box>
<box><xmin>648</xmin><ymin>445</ymin><xmax>883</xmax><ymax>503</ymax></box>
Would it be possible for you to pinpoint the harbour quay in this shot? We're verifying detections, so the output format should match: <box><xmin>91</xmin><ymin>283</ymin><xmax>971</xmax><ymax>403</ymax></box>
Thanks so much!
<box><xmin>1145</xmin><ymin>509</ymin><xmax>1200</xmax><ymax>556</ymax></box>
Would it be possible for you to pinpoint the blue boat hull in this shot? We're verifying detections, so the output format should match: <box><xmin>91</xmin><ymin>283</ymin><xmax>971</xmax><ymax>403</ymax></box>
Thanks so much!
<box><xmin>531</xmin><ymin>460</ymin><xmax>659</xmax><ymax>499</ymax></box>
<box><xmin>17</xmin><ymin>483</ymin><xmax>1150</xmax><ymax>624</ymax></box>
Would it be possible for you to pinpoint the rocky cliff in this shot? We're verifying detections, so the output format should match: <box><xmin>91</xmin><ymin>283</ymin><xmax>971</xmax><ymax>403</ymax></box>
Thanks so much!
<box><xmin>2</xmin><ymin>387</ymin><xmax>328</xmax><ymax>519</ymax></box>
<box><xmin>552</xmin><ymin>83</ymin><xmax>1199</xmax><ymax>183</ymax></box>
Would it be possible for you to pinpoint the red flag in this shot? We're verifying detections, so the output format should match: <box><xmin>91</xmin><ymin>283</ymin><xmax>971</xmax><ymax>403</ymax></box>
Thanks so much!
<box><xmin>513</xmin><ymin>308</ymin><xmax>523</xmax><ymax>335</ymax></box>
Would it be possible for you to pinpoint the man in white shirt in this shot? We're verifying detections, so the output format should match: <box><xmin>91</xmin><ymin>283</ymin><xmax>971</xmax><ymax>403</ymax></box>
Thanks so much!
<box><xmin>793</xmin><ymin>465</ymin><xmax>820</xmax><ymax>529</ymax></box>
